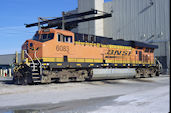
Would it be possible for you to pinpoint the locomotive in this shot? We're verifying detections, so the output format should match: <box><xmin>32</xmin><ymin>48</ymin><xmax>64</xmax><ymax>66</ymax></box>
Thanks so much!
<box><xmin>13</xmin><ymin>28</ymin><xmax>161</xmax><ymax>85</ymax></box>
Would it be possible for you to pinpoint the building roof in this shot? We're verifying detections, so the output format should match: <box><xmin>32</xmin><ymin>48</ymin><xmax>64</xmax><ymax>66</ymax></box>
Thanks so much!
<box><xmin>0</xmin><ymin>54</ymin><xmax>21</xmax><ymax>65</ymax></box>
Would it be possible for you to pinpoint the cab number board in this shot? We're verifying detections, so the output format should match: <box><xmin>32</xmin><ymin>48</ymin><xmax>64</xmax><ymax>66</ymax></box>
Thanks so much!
<box><xmin>56</xmin><ymin>45</ymin><xmax>69</xmax><ymax>53</ymax></box>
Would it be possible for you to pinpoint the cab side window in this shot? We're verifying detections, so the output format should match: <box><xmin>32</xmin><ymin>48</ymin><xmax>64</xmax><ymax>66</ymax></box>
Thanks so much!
<box><xmin>66</xmin><ymin>36</ymin><xmax>73</xmax><ymax>43</ymax></box>
<box><xmin>58</xmin><ymin>34</ymin><xmax>61</xmax><ymax>42</ymax></box>
<box><xmin>57</xmin><ymin>34</ymin><xmax>73</xmax><ymax>43</ymax></box>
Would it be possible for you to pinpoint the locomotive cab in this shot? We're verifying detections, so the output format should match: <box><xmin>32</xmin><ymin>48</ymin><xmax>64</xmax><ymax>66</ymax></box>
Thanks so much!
<box><xmin>22</xmin><ymin>29</ymin><xmax>74</xmax><ymax>63</ymax></box>
<box><xmin>32</xmin><ymin>29</ymin><xmax>73</xmax><ymax>43</ymax></box>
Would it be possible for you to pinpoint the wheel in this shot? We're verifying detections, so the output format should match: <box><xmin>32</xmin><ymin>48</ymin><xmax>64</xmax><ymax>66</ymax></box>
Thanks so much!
<box><xmin>85</xmin><ymin>69</ymin><xmax>93</xmax><ymax>80</ymax></box>
<box><xmin>13</xmin><ymin>71</ymin><xmax>23</xmax><ymax>85</ymax></box>
<box><xmin>76</xmin><ymin>75</ymin><xmax>85</xmax><ymax>82</ymax></box>
<box><xmin>59</xmin><ymin>74</ymin><xmax>69</xmax><ymax>82</ymax></box>
<box><xmin>13</xmin><ymin>70</ymin><xmax>32</xmax><ymax>85</ymax></box>
<box><xmin>156</xmin><ymin>71</ymin><xmax>160</xmax><ymax>76</ymax></box>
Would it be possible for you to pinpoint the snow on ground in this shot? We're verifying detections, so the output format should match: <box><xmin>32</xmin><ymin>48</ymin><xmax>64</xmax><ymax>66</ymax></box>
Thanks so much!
<box><xmin>89</xmin><ymin>85</ymin><xmax>169</xmax><ymax>113</ymax></box>
<box><xmin>0</xmin><ymin>80</ymin><xmax>129</xmax><ymax>107</ymax></box>
<box><xmin>0</xmin><ymin>75</ymin><xmax>170</xmax><ymax>113</ymax></box>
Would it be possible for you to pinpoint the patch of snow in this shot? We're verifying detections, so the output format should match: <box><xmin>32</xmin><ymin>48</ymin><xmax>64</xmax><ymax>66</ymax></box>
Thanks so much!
<box><xmin>0</xmin><ymin>76</ymin><xmax>169</xmax><ymax>113</ymax></box>
<box><xmin>89</xmin><ymin>86</ymin><xmax>169</xmax><ymax>113</ymax></box>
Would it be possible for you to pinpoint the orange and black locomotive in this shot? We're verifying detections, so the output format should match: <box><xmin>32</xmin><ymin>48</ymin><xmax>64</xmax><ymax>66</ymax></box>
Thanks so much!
<box><xmin>13</xmin><ymin>28</ymin><xmax>160</xmax><ymax>84</ymax></box>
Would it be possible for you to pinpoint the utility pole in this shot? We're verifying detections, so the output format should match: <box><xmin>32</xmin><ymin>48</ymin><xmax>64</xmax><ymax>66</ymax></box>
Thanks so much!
<box><xmin>62</xmin><ymin>11</ymin><xmax>65</xmax><ymax>30</ymax></box>
<box><xmin>38</xmin><ymin>17</ymin><xmax>41</xmax><ymax>30</ymax></box>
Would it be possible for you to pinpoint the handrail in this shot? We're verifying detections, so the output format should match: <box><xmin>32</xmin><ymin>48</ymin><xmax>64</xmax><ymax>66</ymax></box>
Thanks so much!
<box><xmin>24</xmin><ymin>50</ymin><xmax>36</xmax><ymax>72</ymax></box>
<box><xmin>155</xmin><ymin>58</ymin><xmax>162</xmax><ymax>71</ymax></box>
<box><xmin>34</xmin><ymin>51</ymin><xmax>42</xmax><ymax>75</ymax></box>
<box><xmin>24</xmin><ymin>50</ymin><xmax>34</xmax><ymax>65</ymax></box>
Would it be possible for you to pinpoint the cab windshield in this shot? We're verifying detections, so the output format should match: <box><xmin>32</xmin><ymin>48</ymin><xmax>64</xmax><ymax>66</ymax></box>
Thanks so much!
<box><xmin>33</xmin><ymin>33</ymin><xmax>54</xmax><ymax>42</ymax></box>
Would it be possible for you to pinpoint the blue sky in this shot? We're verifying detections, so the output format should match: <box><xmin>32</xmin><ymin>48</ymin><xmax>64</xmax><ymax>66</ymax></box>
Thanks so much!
<box><xmin>0</xmin><ymin>0</ymin><xmax>111</xmax><ymax>55</ymax></box>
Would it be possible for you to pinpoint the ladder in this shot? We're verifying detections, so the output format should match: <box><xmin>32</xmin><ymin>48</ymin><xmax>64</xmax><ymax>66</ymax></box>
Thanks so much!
<box><xmin>30</xmin><ymin>63</ymin><xmax>41</xmax><ymax>83</ymax></box>
<box><xmin>24</xmin><ymin>50</ymin><xmax>43</xmax><ymax>83</ymax></box>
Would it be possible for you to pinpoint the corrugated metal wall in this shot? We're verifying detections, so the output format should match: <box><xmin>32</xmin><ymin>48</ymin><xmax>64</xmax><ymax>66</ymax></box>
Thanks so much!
<box><xmin>78</xmin><ymin>0</ymin><xmax>96</xmax><ymax>35</ymax></box>
<box><xmin>104</xmin><ymin>0</ymin><xmax>169</xmax><ymax>41</ymax></box>
<box><xmin>78</xmin><ymin>0</ymin><xmax>104</xmax><ymax>36</ymax></box>
<box><xmin>103</xmin><ymin>0</ymin><xmax>170</xmax><ymax>73</ymax></box>
<box><xmin>77</xmin><ymin>0</ymin><xmax>170</xmax><ymax>73</ymax></box>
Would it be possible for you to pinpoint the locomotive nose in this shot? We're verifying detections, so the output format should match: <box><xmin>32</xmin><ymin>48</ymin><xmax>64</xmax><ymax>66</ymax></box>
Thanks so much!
<box><xmin>24</xmin><ymin>40</ymin><xmax>42</xmax><ymax>50</ymax></box>
<box><xmin>22</xmin><ymin>40</ymin><xmax>43</xmax><ymax>59</ymax></box>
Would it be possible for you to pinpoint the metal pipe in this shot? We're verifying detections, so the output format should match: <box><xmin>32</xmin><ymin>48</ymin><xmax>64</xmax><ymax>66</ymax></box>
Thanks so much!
<box><xmin>35</xmin><ymin>51</ymin><xmax>42</xmax><ymax>75</ymax></box>
<box><xmin>15</xmin><ymin>51</ymin><xmax>18</xmax><ymax>64</ymax></box>
<box><xmin>2</xmin><ymin>69</ymin><xmax>5</xmax><ymax>77</ymax></box>
<box><xmin>21</xmin><ymin>50</ymin><xmax>25</xmax><ymax>64</ymax></box>
<box><xmin>62</xmin><ymin>11</ymin><xmax>65</xmax><ymax>30</ymax></box>
<box><xmin>9</xmin><ymin>68</ymin><xmax>12</xmax><ymax>77</ymax></box>
<box><xmin>0</xmin><ymin>69</ymin><xmax>2</xmax><ymax>76</ymax></box>
<box><xmin>24</xmin><ymin>50</ymin><xmax>35</xmax><ymax>70</ymax></box>
<box><xmin>24</xmin><ymin>50</ymin><xmax>34</xmax><ymax>65</ymax></box>
<box><xmin>92</xmin><ymin>68</ymin><xmax>136</xmax><ymax>80</ymax></box>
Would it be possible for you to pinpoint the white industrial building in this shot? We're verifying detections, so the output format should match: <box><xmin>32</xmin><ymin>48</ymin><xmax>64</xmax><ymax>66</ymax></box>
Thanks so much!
<box><xmin>71</xmin><ymin>0</ymin><xmax>170</xmax><ymax>73</ymax></box>
<box><xmin>0</xmin><ymin>0</ymin><xmax>170</xmax><ymax>74</ymax></box>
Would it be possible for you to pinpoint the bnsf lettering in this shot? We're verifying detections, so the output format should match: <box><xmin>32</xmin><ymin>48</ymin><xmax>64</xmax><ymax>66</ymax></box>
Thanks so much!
<box><xmin>107</xmin><ymin>50</ymin><xmax>131</xmax><ymax>56</ymax></box>
<box><xmin>56</xmin><ymin>45</ymin><xmax>69</xmax><ymax>53</ymax></box>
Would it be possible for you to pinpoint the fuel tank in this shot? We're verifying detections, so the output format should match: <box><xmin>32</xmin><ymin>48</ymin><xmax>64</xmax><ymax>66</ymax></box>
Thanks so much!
<box><xmin>92</xmin><ymin>68</ymin><xmax>136</xmax><ymax>80</ymax></box>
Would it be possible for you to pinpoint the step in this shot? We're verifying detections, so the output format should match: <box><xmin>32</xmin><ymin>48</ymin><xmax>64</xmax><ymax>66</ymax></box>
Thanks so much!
<box><xmin>32</xmin><ymin>69</ymin><xmax>39</xmax><ymax>72</ymax></box>
<box><xmin>32</xmin><ymin>77</ymin><xmax>41</xmax><ymax>81</ymax></box>
<box><xmin>31</xmin><ymin>66</ymin><xmax>38</xmax><ymax>68</ymax></box>
<box><xmin>32</xmin><ymin>77</ymin><xmax>41</xmax><ymax>79</ymax></box>
<box><xmin>33</xmin><ymin>80</ymin><xmax>41</xmax><ymax>83</ymax></box>
<box><xmin>32</xmin><ymin>73</ymin><xmax>40</xmax><ymax>75</ymax></box>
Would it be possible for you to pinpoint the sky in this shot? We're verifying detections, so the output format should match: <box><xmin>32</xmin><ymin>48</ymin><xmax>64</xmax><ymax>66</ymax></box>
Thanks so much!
<box><xmin>0</xmin><ymin>0</ymin><xmax>111</xmax><ymax>55</ymax></box>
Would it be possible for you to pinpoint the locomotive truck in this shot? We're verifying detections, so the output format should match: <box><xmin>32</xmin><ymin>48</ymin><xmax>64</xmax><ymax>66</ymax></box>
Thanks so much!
<box><xmin>13</xmin><ymin>28</ymin><xmax>161</xmax><ymax>85</ymax></box>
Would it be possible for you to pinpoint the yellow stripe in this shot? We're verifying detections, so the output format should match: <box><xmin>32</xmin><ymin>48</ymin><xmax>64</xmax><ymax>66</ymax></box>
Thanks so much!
<box><xmin>76</xmin><ymin>59</ymin><xmax>85</xmax><ymax>62</ymax></box>
<box><xmin>68</xmin><ymin>58</ymin><xmax>103</xmax><ymax>63</ymax></box>
<box><xmin>42</xmin><ymin>58</ymin><xmax>63</xmax><ymax>62</ymax></box>
<box><xmin>43</xmin><ymin>58</ymin><xmax>56</xmax><ymax>62</ymax></box>
<box><xmin>102</xmin><ymin>64</ymin><xmax>107</xmax><ymax>66</ymax></box>
<box><xmin>94</xmin><ymin>59</ymin><xmax>103</xmax><ymax>63</ymax></box>
<box><xmin>56</xmin><ymin>58</ymin><xmax>63</xmax><ymax>62</ymax></box>
<box><xmin>57</xmin><ymin>63</ymin><xmax>62</xmax><ymax>66</ymax></box>
<box><xmin>80</xmin><ymin>42</ymin><xmax>85</xmax><ymax>45</ymax></box>
<box><xmin>106</xmin><ymin>60</ymin><xmax>113</xmax><ymax>63</ymax></box>
<box><xmin>77</xmin><ymin>64</ymin><xmax>81</xmax><ymax>66</ymax></box>
<box><xmin>90</xmin><ymin>64</ymin><xmax>94</xmax><ymax>66</ymax></box>
<box><xmin>42</xmin><ymin>63</ymin><xmax>47</xmax><ymax>66</ymax></box>
<box><xmin>39</xmin><ymin>57</ymin><xmax>143</xmax><ymax>65</ymax></box>
<box><xmin>97</xmin><ymin>43</ymin><xmax>101</xmax><ymax>47</ymax></box>
<box><xmin>68</xmin><ymin>58</ymin><xmax>77</xmax><ymax>62</ymax></box>
<box><xmin>75</xmin><ymin>42</ymin><xmax>80</xmax><ymax>45</ymax></box>
<box><xmin>85</xmin><ymin>59</ymin><xmax>94</xmax><ymax>63</ymax></box>
<box><xmin>74</xmin><ymin>41</ymin><xmax>133</xmax><ymax>49</ymax></box>
<box><xmin>74</xmin><ymin>41</ymin><xmax>133</xmax><ymax>50</ymax></box>
<box><xmin>101</xmin><ymin>44</ymin><xmax>107</xmax><ymax>48</ymax></box>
